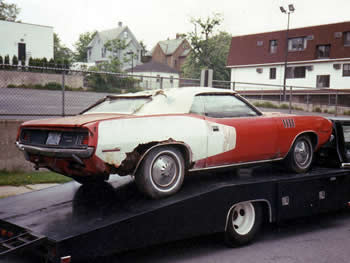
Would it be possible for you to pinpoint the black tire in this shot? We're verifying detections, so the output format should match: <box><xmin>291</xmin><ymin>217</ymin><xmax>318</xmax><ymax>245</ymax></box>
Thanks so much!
<box><xmin>286</xmin><ymin>135</ymin><xmax>314</xmax><ymax>173</ymax></box>
<box><xmin>135</xmin><ymin>146</ymin><xmax>185</xmax><ymax>199</ymax></box>
<box><xmin>224</xmin><ymin>202</ymin><xmax>263</xmax><ymax>247</ymax></box>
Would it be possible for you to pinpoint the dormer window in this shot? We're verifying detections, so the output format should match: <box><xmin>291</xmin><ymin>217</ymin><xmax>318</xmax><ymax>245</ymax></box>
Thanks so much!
<box><xmin>288</xmin><ymin>37</ymin><xmax>307</xmax><ymax>51</ymax></box>
<box><xmin>316</xmin><ymin>45</ymin><xmax>330</xmax><ymax>59</ymax></box>
<box><xmin>124</xmin><ymin>31</ymin><xmax>128</xmax><ymax>39</ymax></box>
<box><xmin>344</xmin><ymin>32</ymin><xmax>350</xmax><ymax>46</ymax></box>
<box><xmin>269</xmin><ymin>40</ymin><xmax>278</xmax><ymax>54</ymax></box>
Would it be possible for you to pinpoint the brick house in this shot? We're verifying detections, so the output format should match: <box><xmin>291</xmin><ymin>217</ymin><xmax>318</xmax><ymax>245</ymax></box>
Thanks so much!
<box><xmin>150</xmin><ymin>34</ymin><xmax>191</xmax><ymax>73</ymax></box>
<box><xmin>227</xmin><ymin>21</ymin><xmax>350</xmax><ymax>89</ymax></box>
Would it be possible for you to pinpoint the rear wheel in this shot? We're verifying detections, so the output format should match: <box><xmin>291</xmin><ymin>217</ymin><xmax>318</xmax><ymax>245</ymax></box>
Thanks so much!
<box><xmin>224</xmin><ymin>202</ymin><xmax>263</xmax><ymax>247</ymax></box>
<box><xmin>286</xmin><ymin>135</ymin><xmax>313</xmax><ymax>173</ymax></box>
<box><xmin>135</xmin><ymin>146</ymin><xmax>185</xmax><ymax>199</ymax></box>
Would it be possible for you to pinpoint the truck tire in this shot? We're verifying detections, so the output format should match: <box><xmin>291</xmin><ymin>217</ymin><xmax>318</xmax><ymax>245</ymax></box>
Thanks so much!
<box><xmin>135</xmin><ymin>146</ymin><xmax>185</xmax><ymax>199</ymax></box>
<box><xmin>224</xmin><ymin>202</ymin><xmax>263</xmax><ymax>247</ymax></box>
<box><xmin>286</xmin><ymin>135</ymin><xmax>313</xmax><ymax>173</ymax></box>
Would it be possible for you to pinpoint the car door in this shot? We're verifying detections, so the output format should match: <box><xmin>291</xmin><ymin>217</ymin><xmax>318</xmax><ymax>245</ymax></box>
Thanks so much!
<box><xmin>199</xmin><ymin>94</ymin><xmax>280</xmax><ymax>168</ymax></box>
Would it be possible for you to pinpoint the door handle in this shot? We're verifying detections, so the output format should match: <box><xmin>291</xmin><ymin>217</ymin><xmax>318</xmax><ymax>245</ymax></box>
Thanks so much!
<box><xmin>212</xmin><ymin>126</ymin><xmax>219</xmax><ymax>132</ymax></box>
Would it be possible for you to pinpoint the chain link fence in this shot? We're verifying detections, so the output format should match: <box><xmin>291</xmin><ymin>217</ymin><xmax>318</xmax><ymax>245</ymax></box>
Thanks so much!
<box><xmin>0</xmin><ymin>64</ymin><xmax>350</xmax><ymax>119</ymax></box>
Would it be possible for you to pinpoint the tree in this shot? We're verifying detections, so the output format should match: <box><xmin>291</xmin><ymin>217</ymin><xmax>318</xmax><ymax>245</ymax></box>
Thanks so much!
<box><xmin>54</xmin><ymin>33</ymin><xmax>73</xmax><ymax>65</ymax></box>
<box><xmin>0</xmin><ymin>0</ymin><xmax>20</xmax><ymax>21</ymax></box>
<box><xmin>182</xmin><ymin>13</ymin><xmax>232</xmax><ymax>81</ymax></box>
<box><xmin>73</xmin><ymin>31</ymin><xmax>97</xmax><ymax>62</ymax></box>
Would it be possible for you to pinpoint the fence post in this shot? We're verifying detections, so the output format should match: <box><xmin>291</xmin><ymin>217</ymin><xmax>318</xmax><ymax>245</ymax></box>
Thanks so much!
<box><xmin>335</xmin><ymin>89</ymin><xmax>338</xmax><ymax>117</ymax></box>
<box><xmin>62</xmin><ymin>71</ymin><xmax>65</xmax><ymax>117</ymax></box>
<box><xmin>160</xmin><ymin>77</ymin><xmax>163</xmax><ymax>89</ymax></box>
<box><xmin>306</xmin><ymin>94</ymin><xmax>309</xmax><ymax>112</ymax></box>
<box><xmin>289</xmin><ymin>86</ymin><xmax>292</xmax><ymax>114</ymax></box>
<box><xmin>231</xmin><ymin>81</ymin><xmax>235</xmax><ymax>91</ymax></box>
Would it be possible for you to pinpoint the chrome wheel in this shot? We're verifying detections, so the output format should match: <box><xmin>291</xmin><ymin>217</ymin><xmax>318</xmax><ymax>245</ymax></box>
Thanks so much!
<box><xmin>293</xmin><ymin>138</ymin><xmax>312</xmax><ymax>169</ymax></box>
<box><xmin>151</xmin><ymin>153</ymin><xmax>178</xmax><ymax>188</ymax></box>
<box><xmin>135</xmin><ymin>146</ymin><xmax>185</xmax><ymax>199</ymax></box>
<box><xmin>231</xmin><ymin>202</ymin><xmax>256</xmax><ymax>235</ymax></box>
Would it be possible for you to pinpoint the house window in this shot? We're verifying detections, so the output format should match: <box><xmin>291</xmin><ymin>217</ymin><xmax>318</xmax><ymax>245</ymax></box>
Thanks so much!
<box><xmin>88</xmin><ymin>48</ymin><xmax>92</xmax><ymax>59</ymax></box>
<box><xmin>269</xmin><ymin>40</ymin><xmax>278</xmax><ymax>54</ymax></box>
<box><xmin>288</xmin><ymin>37</ymin><xmax>307</xmax><ymax>51</ymax></box>
<box><xmin>286</xmin><ymin>66</ymin><xmax>306</xmax><ymax>78</ymax></box>
<box><xmin>170</xmin><ymin>76</ymin><xmax>174</xmax><ymax>84</ymax></box>
<box><xmin>101</xmin><ymin>47</ymin><xmax>106</xmax><ymax>58</ymax></box>
<box><xmin>343</xmin><ymin>64</ymin><xmax>350</xmax><ymax>76</ymax></box>
<box><xmin>343</xmin><ymin>32</ymin><xmax>350</xmax><ymax>46</ymax></box>
<box><xmin>269</xmin><ymin>68</ymin><xmax>276</xmax><ymax>79</ymax></box>
<box><xmin>124</xmin><ymin>31</ymin><xmax>128</xmax><ymax>39</ymax></box>
<box><xmin>156</xmin><ymin>74</ymin><xmax>160</xmax><ymax>82</ymax></box>
<box><xmin>316</xmin><ymin>75</ymin><xmax>330</xmax><ymax>88</ymax></box>
<box><xmin>316</xmin><ymin>45</ymin><xmax>330</xmax><ymax>59</ymax></box>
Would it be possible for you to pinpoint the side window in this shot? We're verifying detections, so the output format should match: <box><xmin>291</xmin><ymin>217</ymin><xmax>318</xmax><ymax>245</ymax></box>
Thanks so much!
<box><xmin>199</xmin><ymin>94</ymin><xmax>259</xmax><ymax>118</ymax></box>
<box><xmin>189</xmin><ymin>96</ymin><xmax>205</xmax><ymax>115</ymax></box>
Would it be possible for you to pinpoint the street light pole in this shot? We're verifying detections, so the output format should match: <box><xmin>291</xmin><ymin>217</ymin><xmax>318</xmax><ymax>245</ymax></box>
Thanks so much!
<box><xmin>280</xmin><ymin>4</ymin><xmax>295</xmax><ymax>101</ymax></box>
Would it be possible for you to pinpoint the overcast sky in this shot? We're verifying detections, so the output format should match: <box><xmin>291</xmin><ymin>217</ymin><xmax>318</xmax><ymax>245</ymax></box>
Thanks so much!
<box><xmin>8</xmin><ymin>0</ymin><xmax>350</xmax><ymax>51</ymax></box>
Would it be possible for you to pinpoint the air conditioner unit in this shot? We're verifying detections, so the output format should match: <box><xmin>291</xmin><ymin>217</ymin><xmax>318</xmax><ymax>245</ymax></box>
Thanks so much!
<box><xmin>256</xmin><ymin>68</ymin><xmax>263</xmax><ymax>73</ymax></box>
<box><xmin>306</xmin><ymin>65</ymin><xmax>314</xmax><ymax>71</ymax></box>
<box><xmin>306</xmin><ymin>35</ymin><xmax>314</xmax><ymax>41</ymax></box>
<box><xmin>334</xmin><ymin>32</ymin><xmax>342</xmax><ymax>39</ymax></box>
<box><xmin>257</xmin><ymin>41</ymin><xmax>263</xmax><ymax>47</ymax></box>
<box><xmin>333</xmin><ymin>63</ymin><xmax>341</xmax><ymax>70</ymax></box>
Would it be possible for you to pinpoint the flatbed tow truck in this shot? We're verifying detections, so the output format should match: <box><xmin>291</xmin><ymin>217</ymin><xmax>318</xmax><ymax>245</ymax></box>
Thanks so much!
<box><xmin>0</xmin><ymin>118</ymin><xmax>349</xmax><ymax>263</ymax></box>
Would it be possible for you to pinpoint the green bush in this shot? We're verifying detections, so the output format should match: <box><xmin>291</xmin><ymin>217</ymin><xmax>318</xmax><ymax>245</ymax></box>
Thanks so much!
<box><xmin>253</xmin><ymin>101</ymin><xmax>279</xmax><ymax>109</ymax></box>
<box><xmin>314</xmin><ymin>107</ymin><xmax>322</xmax><ymax>113</ymax></box>
<box><xmin>12</xmin><ymin>55</ymin><xmax>18</xmax><ymax>66</ymax></box>
<box><xmin>343</xmin><ymin>110</ymin><xmax>350</xmax><ymax>116</ymax></box>
<box><xmin>279</xmin><ymin>104</ymin><xmax>289</xmax><ymax>109</ymax></box>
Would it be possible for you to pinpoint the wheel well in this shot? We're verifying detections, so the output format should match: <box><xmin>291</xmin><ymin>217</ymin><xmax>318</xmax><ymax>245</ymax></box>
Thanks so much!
<box><xmin>133</xmin><ymin>142</ymin><xmax>192</xmax><ymax>176</ymax></box>
<box><xmin>298</xmin><ymin>132</ymin><xmax>318</xmax><ymax>150</ymax></box>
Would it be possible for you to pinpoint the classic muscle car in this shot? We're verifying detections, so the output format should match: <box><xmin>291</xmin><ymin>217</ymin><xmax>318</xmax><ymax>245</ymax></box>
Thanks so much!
<box><xmin>16</xmin><ymin>87</ymin><xmax>332</xmax><ymax>198</ymax></box>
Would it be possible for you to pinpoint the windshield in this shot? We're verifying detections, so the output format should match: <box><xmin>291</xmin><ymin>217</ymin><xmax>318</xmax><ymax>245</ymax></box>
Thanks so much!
<box><xmin>84</xmin><ymin>97</ymin><xmax>151</xmax><ymax>114</ymax></box>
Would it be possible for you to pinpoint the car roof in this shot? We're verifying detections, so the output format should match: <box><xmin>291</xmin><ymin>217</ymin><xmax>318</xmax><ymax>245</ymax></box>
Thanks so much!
<box><xmin>83</xmin><ymin>87</ymin><xmax>238</xmax><ymax>116</ymax></box>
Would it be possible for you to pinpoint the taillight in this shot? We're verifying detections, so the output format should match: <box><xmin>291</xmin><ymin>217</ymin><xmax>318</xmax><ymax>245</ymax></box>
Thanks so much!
<box><xmin>81</xmin><ymin>134</ymin><xmax>89</xmax><ymax>145</ymax></box>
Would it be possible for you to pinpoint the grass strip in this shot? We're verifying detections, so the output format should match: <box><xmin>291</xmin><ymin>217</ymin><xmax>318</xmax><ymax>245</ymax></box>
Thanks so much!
<box><xmin>0</xmin><ymin>171</ymin><xmax>72</xmax><ymax>186</ymax></box>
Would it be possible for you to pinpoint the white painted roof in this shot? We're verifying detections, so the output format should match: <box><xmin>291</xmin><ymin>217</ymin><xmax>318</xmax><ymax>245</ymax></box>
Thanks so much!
<box><xmin>116</xmin><ymin>87</ymin><xmax>236</xmax><ymax>115</ymax></box>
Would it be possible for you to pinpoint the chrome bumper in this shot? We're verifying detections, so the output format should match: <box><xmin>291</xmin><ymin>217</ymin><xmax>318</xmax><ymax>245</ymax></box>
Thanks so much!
<box><xmin>16</xmin><ymin>142</ymin><xmax>94</xmax><ymax>159</ymax></box>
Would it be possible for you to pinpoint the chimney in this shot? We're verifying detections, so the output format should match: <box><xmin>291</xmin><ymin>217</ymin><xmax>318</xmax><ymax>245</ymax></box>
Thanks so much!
<box><xmin>118</xmin><ymin>21</ymin><xmax>123</xmax><ymax>27</ymax></box>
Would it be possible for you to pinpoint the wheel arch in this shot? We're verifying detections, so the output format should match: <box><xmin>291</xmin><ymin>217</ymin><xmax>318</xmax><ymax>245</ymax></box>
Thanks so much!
<box><xmin>132</xmin><ymin>142</ymin><xmax>193</xmax><ymax>176</ymax></box>
<box><xmin>224</xmin><ymin>199</ymin><xmax>272</xmax><ymax>232</ymax></box>
<box><xmin>286</xmin><ymin>131</ymin><xmax>319</xmax><ymax>156</ymax></box>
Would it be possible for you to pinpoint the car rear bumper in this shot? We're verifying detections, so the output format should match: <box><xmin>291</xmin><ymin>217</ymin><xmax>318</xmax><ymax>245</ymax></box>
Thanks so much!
<box><xmin>16</xmin><ymin>142</ymin><xmax>94</xmax><ymax>159</ymax></box>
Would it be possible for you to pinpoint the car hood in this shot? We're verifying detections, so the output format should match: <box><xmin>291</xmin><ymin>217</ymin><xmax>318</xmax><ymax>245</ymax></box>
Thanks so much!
<box><xmin>21</xmin><ymin>113</ymin><xmax>131</xmax><ymax>128</ymax></box>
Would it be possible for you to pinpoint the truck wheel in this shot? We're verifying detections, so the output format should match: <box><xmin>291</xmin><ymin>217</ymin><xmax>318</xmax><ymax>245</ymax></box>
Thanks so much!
<box><xmin>286</xmin><ymin>135</ymin><xmax>313</xmax><ymax>173</ymax></box>
<box><xmin>135</xmin><ymin>146</ymin><xmax>185</xmax><ymax>199</ymax></box>
<box><xmin>224</xmin><ymin>202</ymin><xmax>263</xmax><ymax>247</ymax></box>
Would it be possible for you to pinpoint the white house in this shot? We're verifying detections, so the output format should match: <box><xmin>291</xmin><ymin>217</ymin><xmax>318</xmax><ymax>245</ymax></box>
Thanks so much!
<box><xmin>87</xmin><ymin>22</ymin><xmax>142</xmax><ymax>71</ymax></box>
<box><xmin>126</xmin><ymin>61</ymin><xmax>179</xmax><ymax>89</ymax></box>
<box><xmin>227</xmin><ymin>21</ymin><xmax>350</xmax><ymax>90</ymax></box>
<box><xmin>0</xmin><ymin>20</ymin><xmax>53</xmax><ymax>64</ymax></box>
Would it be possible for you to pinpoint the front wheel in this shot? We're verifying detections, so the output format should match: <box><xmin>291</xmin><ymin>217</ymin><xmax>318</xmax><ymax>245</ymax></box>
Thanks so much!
<box><xmin>135</xmin><ymin>146</ymin><xmax>185</xmax><ymax>199</ymax></box>
<box><xmin>286</xmin><ymin>135</ymin><xmax>314</xmax><ymax>173</ymax></box>
<box><xmin>224</xmin><ymin>202</ymin><xmax>263</xmax><ymax>247</ymax></box>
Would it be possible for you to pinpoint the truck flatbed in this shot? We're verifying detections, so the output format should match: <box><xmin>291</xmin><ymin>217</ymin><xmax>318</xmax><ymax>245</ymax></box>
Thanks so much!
<box><xmin>1</xmin><ymin>165</ymin><xmax>350</xmax><ymax>262</ymax></box>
